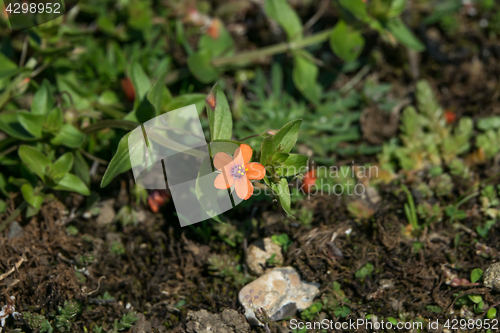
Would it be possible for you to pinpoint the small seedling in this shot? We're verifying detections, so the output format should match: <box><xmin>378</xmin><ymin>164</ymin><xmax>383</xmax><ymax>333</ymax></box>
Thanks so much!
<box><xmin>271</xmin><ymin>233</ymin><xmax>292</xmax><ymax>252</ymax></box>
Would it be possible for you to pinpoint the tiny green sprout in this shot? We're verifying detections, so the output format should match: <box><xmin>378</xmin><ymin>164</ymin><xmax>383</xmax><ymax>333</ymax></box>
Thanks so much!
<box><xmin>110</xmin><ymin>241</ymin><xmax>126</xmax><ymax>255</ymax></box>
<box><xmin>271</xmin><ymin>233</ymin><xmax>292</xmax><ymax>251</ymax></box>
<box><xmin>333</xmin><ymin>305</ymin><xmax>350</xmax><ymax>318</ymax></box>
<box><xmin>426</xmin><ymin>305</ymin><xmax>442</xmax><ymax>313</ymax></box>
<box><xmin>387</xmin><ymin>317</ymin><xmax>398</xmax><ymax>326</ymax></box>
<box><xmin>487</xmin><ymin>307</ymin><xmax>497</xmax><ymax>319</ymax></box>
<box><xmin>471</xmin><ymin>268</ymin><xmax>484</xmax><ymax>283</ymax></box>
<box><xmin>355</xmin><ymin>263</ymin><xmax>374</xmax><ymax>280</ymax></box>
<box><xmin>301</xmin><ymin>302</ymin><xmax>323</xmax><ymax>321</ymax></box>
<box><xmin>469</xmin><ymin>295</ymin><xmax>482</xmax><ymax>304</ymax></box>
<box><xmin>476</xmin><ymin>220</ymin><xmax>495</xmax><ymax>239</ymax></box>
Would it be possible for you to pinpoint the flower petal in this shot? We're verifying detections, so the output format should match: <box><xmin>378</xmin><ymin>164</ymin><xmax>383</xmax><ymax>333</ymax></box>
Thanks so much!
<box><xmin>214</xmin><ymin>172</ymin><xmax>234</xmax><ymax>189</ymax></box>
<box><xmin>246</xmin><ymin>162</ymin><xmax>265</xmax><ymax>180</ymax></box>
<box><xmin>234</xmin><ymin>177</ymin><xmax>249</xmax><ymax>200</ymax></box>
<box><xmin>234</xmin><ymin>144</ymin><xmax>253</xmax><ymax>166</ymax></box>
<box><xmin>213</xmin><ymin>152</ymin><xmax>234</xmax><ymax>171</ymax></box>
<box><xmin>244</xmin><ymin>178</ymin><xmax>254</xmax><ymax>200</ymax></box>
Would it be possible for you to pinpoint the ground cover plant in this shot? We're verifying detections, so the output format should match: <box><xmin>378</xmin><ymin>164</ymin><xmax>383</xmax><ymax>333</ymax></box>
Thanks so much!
<box><xmin>1</xmin><ymin>0</ymin><xmax>500</xmax><ymax>332</ymax></box>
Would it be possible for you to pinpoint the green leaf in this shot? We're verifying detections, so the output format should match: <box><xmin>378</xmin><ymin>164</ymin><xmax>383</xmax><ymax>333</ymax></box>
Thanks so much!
<box><xmin>470</xmin><ymin>268</ymin><xmax>483</xmax><ymax>283</ymax></box>
<box><xmin>56</xmin><ymin>73</ymin><xmax>94</xmax><ymax>110</ymax></box>
<box><xmin>50</xmin><ymin>124</ymin><xmax>86</xmax><ymax>148</ymax></box>
<box><xmin>272</xmin><ymin>178</ymin><xmax>293</xmax><ymax>217</ymax></box>
<box><xmin>17</xmin><ymin>111</ymin><xmax>44</xmax><ymax>139</ymax></box>
<box><xmin>31</xmin><ymin>79</ymin><xmax>55</xmax><ymax>116</ymax></box>
<box><xmin>73</xmin><ymin>151</ymin><xmax>90</xmax><ymax>187</ymax></box>
<box><xmin>206</xmin><ymin>85</ymin><xmax>232</xmax><ymax>141</ymax></box>
<box><xmin>44</xmin><ymin>107</ymin><xmax>63</xmax><ymax>134</ymax></box>
<box><xmin>339</xmin><ymin>0</ymin><xmax>369</xmax><ymax>21</ymax></box>
<box><xmin>260</xmin><ymin>137</ymin><xmax>275</xmax><ymax>165</ymax></box>
<box><xmin>53</xmin><ymin>173</ymin><xmax>90</xmax><ymax>195</ymax></box>
<box><xmin>50</xmin><ymin>153</ymin><xmax>74</xmax><ymax>182</ymax></box>
<box><xmin>273</xmin><ymin>119</ymin><xmax>301</xmax><ymax>153</ymax></box>
<box><xmin>292</xmin><ymin>51</ymin><xmax>321</xmax><ymax>104</ymax></box>
<box><xmin>276</xmin><ymin>154</ymin><xmax>309</xmax><ymax>176</ymax></box>
<box><xmin>388</xmin><ymin>0</ymin><xmax>408</xmax><ymax>17</ymax></box>
<box><xmin>21</xmin><ymin>183</ymin><xmax>44</xmax><ymax>210</ymax></box>
<box><xmin>264</xmin><ymin>0</ymin><xmax>303</xmax><ymax>40</ymax></box>
<box><xmin>147</xmin><ymin>70</ymin><xmax>168</xmax><ymax>116</ymax></box>
<box><xmin>0</xmin><ymin>199</ymin><xmax>6</xmax><ymax>214</ymax></box>
<box><xmin>198</xmin><ymin>22</ymin><xmax>235</xmax><ymax>57</ymax></box>
<box><xmin>18</xmin><ymin>145</ymin><xmax>51</xmax><ymax>181</ymax></box>
<box><xmin>187</xmin><ymin>49</ymin><xmax>220</xmax><ymax>83</ymax></box>
<box><xmin>386</xmin><ymin>18</ymin><xmax>425</xmax><ymax>52</ymax></box>
<box><xmin>469</xmin><ymin>295</ymin><xmax>482</xmax><ymax>304</ymax></box>
<box><xmin>0</xmin><ymin>173</ymin><xmax>7</xmax><ymax>196</ymax></box>
<box><xmin>477</xmin><ymin>116</ymin><xmax>500</xmax><ymax>131</ymax></box>
<box><xmin>101</xmin><ymin>133</ymin><xmax>132</xmax><ymax>188</ymax></box>
<box><xmin>0</xmin><ymin>112</ymin><xmax>37</xmax><ymax>140</ymax></box>
<box><xmin>128</xmin><ymin>61</ymin><xmax>151</xmax><ymax>108</ymax></box>
<box><xmin>330</xmin><ymin>20</ymin><xmax>365</xmax><ymax>62</ymax></box>
<box><xmin>0</xmin><ymin>51</ymin><xmax>19</xmax><ymax>79</ymax></box>
<box><xmin>487</xmin><ymin>307</ymin><xmax>497</xmax><ymax>319</ymax></box>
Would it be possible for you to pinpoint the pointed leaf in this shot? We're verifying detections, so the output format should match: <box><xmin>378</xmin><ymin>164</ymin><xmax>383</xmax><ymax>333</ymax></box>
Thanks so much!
<box><xmin>18</xmin><ymin>145</ymin><xmax>51</xmax><ymax>181</ymax></box>
<box><xmin>128</xmin><ymin>61</ymin><xmax>151</xmax><ymax>109</ymax></box>
<box><xmin>292</xmin><ymin>51</ymin><xmax>321</xmax><ymax>104</ymax></box>
<box><xmin>273</xmin><ymin>119</ymin><xmax>301</xmax><ymax>153</ymax></box>
<box><xmin>44</xmin><ymin>107</ymin><xmax>63</xmax><ymax>134</ymax></box>
<box><xmin>188</xmin><ymin>49</ymin><xmax>220</xmax><ymax>83</ymax></box>
<box><xmin>0</xmin><ymin>112</ymin><xmax>36</xmax><ymax>140</ymax></box>
<box><xmin>73</xmin><ymin>151</ymin><xmax>90</xmax><ymax>186</ymax></box>
<box><xmin>264</xmin><ymin>0</ymin><xmax>303</xmax><ymax>40</ymax></box>
<box><xmin>147</xmin><ymin>69</ymin><xmax>168</xmax><ymax>116</ymax></box>
<box><xmin>50</xmin><ymin>152</ymin><xmax>74</xmax><ymax>181</ymax></box>
<box><xmin>50</xmin><ymin>124</ymin><xmax>86</xmax><ymax>148</ymax></box>
<box><xmin>260</xmin><ymin>137</ymin><xmax>275</xmax><ymax>165</ymax></box>
<box><xmin>386</xmin><ymin>18</ymin><xmax>425</xmax><ymax>52</ymax></box>
<box><xmin>206</xmin><ymin>85</ymin><xmax>232</xmax><ymax>141</ymax></box>
<box><xmin>272</xmin><ymin>178</ymin><xmax>293</xmax><ymax>217</ymax></box>
<box><xmin>31</xmin><ymin>79</ymin><xmax>54</xmax><ymax>115</ymax></box>
<box><xmin>101</xmin><ymin>133</ymin><xmax>133</xmax><ymax>188</ymax></box>
<box><xmin>53</xmin><ymin>173</ymin><xmax>90</xmax><ymax>195</ymax></box>
<box><xmin>17</xmin><ymin>111</ymin><xmax>44</xmax><ymax>138</ymax></box>
<box><xmin>276</xmin><ymin>154</ymin><xmax>308</xmax><ymax>176</ymax></box>
<box><xmin>21</xmin><ymin>183</ymin><xmax>44</xmax><ymax>210</ymax></box>
<box><xmin>330</xmin><ymin>20</ymin><xmax>365</xmax><ymax>62</ymax></box>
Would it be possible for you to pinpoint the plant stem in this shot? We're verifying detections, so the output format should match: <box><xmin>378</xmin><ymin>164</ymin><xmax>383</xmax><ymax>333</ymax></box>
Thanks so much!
<box><xmin>211</xmin><ymin>28</ymin><xmax>335</xmax><ymax>67</ymax></box>
<box><xmin>0</xmin><ymin>201</ymin><xmax>27</xmax><ymax>233</ymax></box>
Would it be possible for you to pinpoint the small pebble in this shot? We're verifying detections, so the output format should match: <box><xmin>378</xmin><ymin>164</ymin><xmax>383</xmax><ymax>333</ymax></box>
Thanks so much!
<box><xmin>238</xmin><ymin>266</ymin><xmax>320</xmax><ymax>326</ymax></box>
<box><xmin>245</xmin><ymin>238</ymin><xmax>283</xmax><ymax>276</ymax></box>
<box><xmin>484</xmin><ymin>262</ymin><xmax>500</xmax><ymax>291</ymax></box>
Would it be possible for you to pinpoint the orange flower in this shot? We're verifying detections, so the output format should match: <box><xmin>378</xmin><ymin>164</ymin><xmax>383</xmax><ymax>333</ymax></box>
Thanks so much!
<box><xmin>213</xmin><ymin>144</ymin><xmax>265</xmax><ymax>200</ymax></box>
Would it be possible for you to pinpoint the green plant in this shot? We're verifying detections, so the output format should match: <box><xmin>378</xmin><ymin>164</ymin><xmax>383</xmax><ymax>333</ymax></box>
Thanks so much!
<box><xmin>271</xmin><ymin>233</ymin><xmax>292</xmax><ymax>251</ymax></box>
<box><xmin>355</xmin><ymin>262</ymin><xmax>374</xmax><ymax>280</ymax></box>
<box><xmin>301</xmin><ymin>302</ymin><xmax>322</xmax><ymax>321</ymax></box>
<box><xmin>470</xmin><ymin>268</ymin><xmax>484</xmax><ymax>283</ymax></box>
<box><xmin>207</xmin><ymin>254</ymin><xmax>249</xmax><ymax>286</ymax></box>
<box><xmin>402</xmin><ymin>185</ymin><xmax>419</xmax><ymax>231</ymax></box>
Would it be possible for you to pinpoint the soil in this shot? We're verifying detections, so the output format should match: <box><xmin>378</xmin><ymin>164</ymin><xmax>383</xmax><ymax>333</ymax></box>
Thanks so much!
<box><xmin>1</xmin><ymin>4</ymin><xmax>500</xmax><ymax>333</ymax></box>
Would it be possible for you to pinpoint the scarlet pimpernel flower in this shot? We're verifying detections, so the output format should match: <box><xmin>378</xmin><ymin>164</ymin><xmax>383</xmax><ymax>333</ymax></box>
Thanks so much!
<box><xmin>213</xmin><ymin>144</ymin><xmax>265</xmax><ymax>200</ymax></box>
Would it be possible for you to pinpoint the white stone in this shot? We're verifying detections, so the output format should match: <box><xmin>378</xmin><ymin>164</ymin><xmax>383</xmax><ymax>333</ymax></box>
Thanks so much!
<box><xmin>238</xmin><ymin>267</ymin><xmax>320</xmax><ymax>326</ymax></box>
<box><xmin>245</xmin><ymin>238</ymin><xmax>283</xmax><ymax>276</ymax></box>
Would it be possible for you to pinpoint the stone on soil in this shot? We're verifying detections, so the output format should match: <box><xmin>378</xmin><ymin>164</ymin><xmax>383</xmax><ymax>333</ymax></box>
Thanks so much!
<box><xmin>245</xmin><ymin>237</ymin><xmax>283</xmax><ymax>275</ymax></box>
<box><xmin>238</xmin><ymin>266</ymin><xmax>320</xmax><ymax>326</ymax></box>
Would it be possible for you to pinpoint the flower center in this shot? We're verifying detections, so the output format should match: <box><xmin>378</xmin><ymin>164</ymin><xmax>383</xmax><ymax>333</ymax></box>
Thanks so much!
<box><xmin>230</xmin><ymin>164</ymin><xmax>246</xmax><ymax>179</ymax></box>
